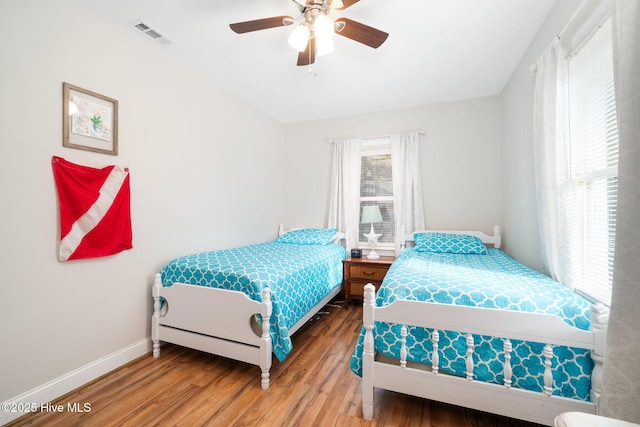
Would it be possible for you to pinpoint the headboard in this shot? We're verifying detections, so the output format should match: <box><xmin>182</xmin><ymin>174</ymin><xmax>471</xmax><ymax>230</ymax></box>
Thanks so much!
<box><xmin>277</xmin><ymin>224</ymin><xmax>349</xmax><ymax>248</ymax></box>
<box><xmin>400</xmin><ymin>225</ymin><xmax>501</xmax><ymax>250</ymax></box>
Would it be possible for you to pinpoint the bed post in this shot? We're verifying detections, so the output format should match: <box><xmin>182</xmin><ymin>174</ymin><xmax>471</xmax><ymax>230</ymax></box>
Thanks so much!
<box><xmin>400</xmin><ymin>225</ymin><xmax>407</xmax><ymax>252</ymax></box>
<box><xmin>278</xmin><ymin>224</ymin><xmax>285</xmax><ymax>237</ymax></box>
<box><xmin>362</xmin><ymin>283</ymin><xmax>376</xmax><ymax>421</ymax></box>
<box><xmin>589</xmin><ymin>302</ymin><xmax>609</xmax><ymax>413</ymax></box>
<box><xmin>151</xmin><ymin>273</ymin><xmax>162</xmax><ymax>358</ymax></box>
<box><xmin>260</xmin><ymin>287</ymin><xmax>273</xmax><ymax>390</ymax></box>
<box><xmin>493</xmin><ymin>225</ymin><xmax>502</xmax><ymax>249</ymax></box>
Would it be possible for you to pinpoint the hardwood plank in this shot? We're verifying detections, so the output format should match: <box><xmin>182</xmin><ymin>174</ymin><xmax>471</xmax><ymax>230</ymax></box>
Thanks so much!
<box><xmin>7</xmin><ymin>301</ymin><xmax>544</xmax><ymax>427</ymax></box>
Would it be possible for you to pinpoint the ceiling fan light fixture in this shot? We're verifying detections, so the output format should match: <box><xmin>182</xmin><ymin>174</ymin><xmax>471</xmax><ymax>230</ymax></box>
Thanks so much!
<box><xmin>316</xmin><ymin>36</ymin><xmax>335</xmax><ymax>56</ymax></box>
<box><xmin>313</xmin><ymin>14</ymin><xmax>334</xmax><ymax>39</ymax></box>
<box><xmin>229</xmin><ymin>0</ymin><xmax>387</xmax><ymax>66</ymax></box>
<box><xmin>288</xmin><ymin>24</ymin><xmax>310</xmax><ymax>52</ymax></box>
<box><xmin>313</xmin><ymin>14</ymin><xmax>335</xmax><ymax>56</ymax></box>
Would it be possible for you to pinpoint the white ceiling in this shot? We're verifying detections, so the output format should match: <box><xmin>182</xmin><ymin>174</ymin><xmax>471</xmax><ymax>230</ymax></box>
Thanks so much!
<box><xmin>83</xmin><ymin>0</ymin><xmax>557</xmax><ymax>123</ymax></box>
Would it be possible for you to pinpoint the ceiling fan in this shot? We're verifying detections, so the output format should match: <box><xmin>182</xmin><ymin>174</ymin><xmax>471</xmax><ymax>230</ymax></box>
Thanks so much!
<box><xmin>229</xmin><ymin>0</ymin><xmax>389</xmax><ymax>66</ymax></box>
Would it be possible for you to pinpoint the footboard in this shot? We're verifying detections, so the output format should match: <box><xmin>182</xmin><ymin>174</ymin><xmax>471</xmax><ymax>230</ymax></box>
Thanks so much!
<box><xmin>361</xmin><ymin>284</ymin><xmax>609</xmax><ymax>426</ymax></box>
<box><xmin>151</xmin><ymin>273</ymin><xmax>273</xmax><ymax>389</ymax></box>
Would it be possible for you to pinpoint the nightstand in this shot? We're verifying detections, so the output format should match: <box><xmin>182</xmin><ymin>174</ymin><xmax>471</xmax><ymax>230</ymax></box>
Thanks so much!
<box><xmin>343</xmin><ymin>256</ymin><xmax>395</xmax><ymax>307</ymax></box>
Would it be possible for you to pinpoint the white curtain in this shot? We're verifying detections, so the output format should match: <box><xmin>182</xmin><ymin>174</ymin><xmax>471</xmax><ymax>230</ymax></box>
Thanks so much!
<box><xmin>532</xmin><ymin>38</ymin><xmax>570</xmax><ymax>283</ymax></box>
<box><xmin>327</xmin><ymin>138</ymin><xmax>361</xmax><ymax>251</ymax></box>
<box><xmin>601</xmin><ymin>0</ymin><xmax>640</xmax><ymax>422</ymax></box>
<box><xmin>391</xmin><ymin>132</ymin><xmax>426</xmax><ymax>254</ymax></box>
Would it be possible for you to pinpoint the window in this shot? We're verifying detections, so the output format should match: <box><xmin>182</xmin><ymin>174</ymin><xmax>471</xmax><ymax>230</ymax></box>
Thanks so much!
<box><xmin>359</xmin><ymin>138</ymin><xmax>395</xmax><ymax>248</ymax></box>
<box><xmin>564</xmin><ymin>17</ymin><xmax>618</xmax><ymax>305</ymax></box>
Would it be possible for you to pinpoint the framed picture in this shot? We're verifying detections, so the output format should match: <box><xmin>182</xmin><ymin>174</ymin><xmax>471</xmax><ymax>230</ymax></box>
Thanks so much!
<box><xmin>63</xmin><ymin>82</ymin><xmax>118</xmax><ymax>155</ymax></box>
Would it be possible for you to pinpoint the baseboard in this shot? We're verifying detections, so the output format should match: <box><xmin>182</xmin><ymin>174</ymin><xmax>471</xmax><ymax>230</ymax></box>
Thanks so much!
<box><xmin>1</xmin><ymin>338</ymin><xmax>152</xmax><ymax>425</ymax></box>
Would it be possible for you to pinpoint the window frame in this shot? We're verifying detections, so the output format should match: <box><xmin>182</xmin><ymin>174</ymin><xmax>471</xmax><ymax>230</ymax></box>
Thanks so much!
<box><xmin>563</xmin><ymin>15</ymin><xmax>618</xmax><ymax>306</ymax></box>
<box><xmin>358</xmin><ymin>137</ymin><xmax>395</xmax><ymax>251</ymax></box>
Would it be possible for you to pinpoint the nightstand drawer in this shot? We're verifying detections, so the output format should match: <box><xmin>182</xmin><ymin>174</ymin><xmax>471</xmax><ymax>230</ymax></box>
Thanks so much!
<box><xmin>349</xmin><ymin>281</ymin><xmax>381</xmax><ymax>298</ymax></box>
<box><xmin>349</xmin><ymin>265</ymin><xmax>387</xmax><ymax>281</ymax></box>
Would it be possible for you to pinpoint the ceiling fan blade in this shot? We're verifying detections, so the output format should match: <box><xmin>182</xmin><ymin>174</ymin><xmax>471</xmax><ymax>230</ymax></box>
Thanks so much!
<box><xmin>230</xmin><ymin>16</ymin><xmax>294</xmax><ymax>34</ymax></box>
<box><xmin>297</xmin><ymin>38</ymin><xmax>316</xmax><ymax>66</ymax></box>
<box><xmin>334</xmin><ymin>0</ymin><xmax>360</xmax><ymax>10</ymax></box>
<box><xmin>290</xmin><ymin>0</ymin><xmax>306</xmax><ymax>11</ymax></box>
<box><xmin>334</xmin><ymin>18</ymin><xmax>388</xmax><ymax>48</ymax></box>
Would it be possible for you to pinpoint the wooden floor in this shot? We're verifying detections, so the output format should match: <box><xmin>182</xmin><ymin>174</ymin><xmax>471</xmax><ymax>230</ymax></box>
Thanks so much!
<box><xmin>8</xmin><ymin>299</ymin><xmax>544</xmax><ymax>427</ymax></box>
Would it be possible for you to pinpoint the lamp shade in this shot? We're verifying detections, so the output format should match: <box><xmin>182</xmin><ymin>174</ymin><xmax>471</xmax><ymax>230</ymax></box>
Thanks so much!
<box><xmin>314</xmin><ymin>14</ymin><xmax>335</xmax><ymax>56</ymax></box>
<box><xmin>361</xmin><ymin>205</ymin><xmax>383</xmax><ymax>224</ymax></box>
<box><xmin>288</xmin><ymin>24</ymin><xmax>310</xmax><ymax>52</ymax></box>
<box><xmin>316</xmin><ymin>36</ymin><xmax>335</xmax><ymax>56</ymax></box>
<box><xmin>314</xmin><ymin>15</ymin><xmax>334</xmax><ymax>38</ymax></box>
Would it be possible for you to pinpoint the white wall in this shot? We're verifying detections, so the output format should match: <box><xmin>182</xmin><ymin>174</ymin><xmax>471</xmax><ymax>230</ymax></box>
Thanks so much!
<box><xmin>501</xmin><ymin>0</ymin><xmax>583</xmax><ymax>270</ymax></box>
<box><xmin>0</xmin><ymin>0</ymin><xmax>284</xmax><ymax>406</ymax></box>
<box><xmin>283</xmin><ymin>97</ymin><xmax>503</xmax><ymax>237</ymax></box>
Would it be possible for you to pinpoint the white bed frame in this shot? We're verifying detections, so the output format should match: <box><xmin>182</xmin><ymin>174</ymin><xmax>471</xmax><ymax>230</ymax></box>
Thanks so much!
<box><xmin>152</xmin><ymin>225</ymin><xmax>346</xmax><ymax>390</ymax></box>
<box><xmin>362</xmin><ymin>226</ymin><xmax>610</xmax><ymax>426</ymax></box>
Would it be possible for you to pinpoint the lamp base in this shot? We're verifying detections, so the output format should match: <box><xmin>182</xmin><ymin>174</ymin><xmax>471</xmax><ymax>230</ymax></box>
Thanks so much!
<box><xmin>367</xmin><ymin>249</ymin><xmax>380</xmax><ymax>260</ymax></box>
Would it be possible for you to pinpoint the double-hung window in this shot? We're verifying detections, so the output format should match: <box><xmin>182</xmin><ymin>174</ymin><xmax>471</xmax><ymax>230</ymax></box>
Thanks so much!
<box><xmin>359</xmin><ymin>137</ymin><xmax>395</xmax><ymax>249</ymax></box>
<box><xmin>563</xmin><ymin>16</ymin><xmax>618</xmax><ymax>305</ymax></box>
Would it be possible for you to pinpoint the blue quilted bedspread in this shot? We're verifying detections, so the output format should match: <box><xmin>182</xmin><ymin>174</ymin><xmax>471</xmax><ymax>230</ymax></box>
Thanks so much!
<box><xmin>350</xmin><ymin>248</ymin><xmax>594</xmax><ymax>401</ymax></box>
<box><xmin>161</xmin><ymin>241</ymin><xmax>346</xmax><ymax>362</ymax></box>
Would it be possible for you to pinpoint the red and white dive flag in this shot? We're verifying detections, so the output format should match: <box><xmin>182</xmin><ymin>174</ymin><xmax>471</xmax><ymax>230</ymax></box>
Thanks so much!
<box><xmin>52</xmin><ymin>156</ymin><xmax>132</xmax><ymax>261</ymax></box>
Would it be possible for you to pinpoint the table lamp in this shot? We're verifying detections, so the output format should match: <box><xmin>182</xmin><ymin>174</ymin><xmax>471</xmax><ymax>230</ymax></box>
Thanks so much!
<box><xmin>361</xmin><ymin>205</ymin><xmax>383</xmax><ymax>259</ymax></box>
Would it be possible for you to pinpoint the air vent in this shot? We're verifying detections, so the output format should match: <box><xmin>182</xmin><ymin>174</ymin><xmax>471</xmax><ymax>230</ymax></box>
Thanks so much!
<box><xmin>129</xmin><ymin>19</ymin><xmax>175</xmax><ymax>46</ymax></box>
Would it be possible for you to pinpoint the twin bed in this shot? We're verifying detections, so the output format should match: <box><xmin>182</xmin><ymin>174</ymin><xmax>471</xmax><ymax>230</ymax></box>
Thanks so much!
<box><xmin>151</xmin><ymin>224</ymin><xmax>608</xmax><ymax>426</ymax></box>
<box><xmin>351</xmin><ymin>227</ymin><xmax>609</xmax><ymax>426</ymax></box>
<box><xmin>151</xmin><ymin>226</ymin><xmax>347</xmax><ymax>390</ymax></box>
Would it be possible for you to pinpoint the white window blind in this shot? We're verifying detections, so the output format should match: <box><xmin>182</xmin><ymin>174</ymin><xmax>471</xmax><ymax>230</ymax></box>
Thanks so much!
<box><xmin>359</xmin><ymin>138</ymin><xmax>395</xmax><ymax>247</ymax></box>
<box><xmin>565</xmin><ymin>17</ymin><xmax>618</xmax><ymax>305</ymax></box>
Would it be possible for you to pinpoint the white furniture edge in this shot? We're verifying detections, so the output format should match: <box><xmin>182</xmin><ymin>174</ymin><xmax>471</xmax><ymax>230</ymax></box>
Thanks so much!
<box><xmin>152</xmin><ymin>224</ymin><xmax>346</xmax><ymax>390</ymax></box>
<box><xmin>555</xmin><ymin>411</ymin><xmax>640</xmax><ymax>427</ymax></box>
<box><xmin>1</xmin><ymin>338</ymin><xmax>151</xmax><ymax>425</ymax></box>
<box><xmin>361</xmin><ymin>233</ymin><xmax>610</xmax><ymax>426</ymax></box>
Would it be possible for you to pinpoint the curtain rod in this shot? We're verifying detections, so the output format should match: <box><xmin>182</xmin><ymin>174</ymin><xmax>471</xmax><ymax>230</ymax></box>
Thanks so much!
<box><xmin>328</xmin><ymin>130</ymin><xmax>424</xmax><ymax>143</ymax></box>
<box><xmin>530</xmin><ymin>0</ymin><xmax>607</xmax><ymax>74</ymax></box>
<box><xmin>531</xmin><ymin>0</ymin><xmax>588</xmax><ymax>73</ymax></box>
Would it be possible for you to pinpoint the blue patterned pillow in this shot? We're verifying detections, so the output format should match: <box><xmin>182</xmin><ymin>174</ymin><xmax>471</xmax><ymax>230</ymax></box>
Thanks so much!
<box><xmin>276</xmin><ymin>228</ymin><xmax>338</xmax><ymax>245</ymax></box>
<box><xmin>413</xmin><ymin>232</ymin><xmax>487</xmax><ymax>254</ymax></box>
